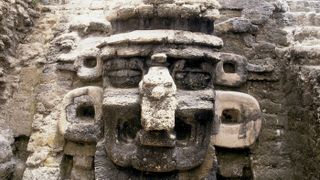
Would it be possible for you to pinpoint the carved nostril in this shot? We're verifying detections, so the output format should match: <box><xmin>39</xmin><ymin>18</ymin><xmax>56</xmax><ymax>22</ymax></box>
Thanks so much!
<box><xmin>150</xmin><ymin>85</ymin><xmax>166</xmax><ymax>100</ymax></box>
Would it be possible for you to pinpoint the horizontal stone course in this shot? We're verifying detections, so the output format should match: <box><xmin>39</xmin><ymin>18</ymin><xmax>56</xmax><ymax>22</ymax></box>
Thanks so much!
<box><xmin>101</xmin><ymin>30</ymin><xmax>223</xmax><ymax>48</ymax></box>
<box><xmin>287</xmin><ymin>0</ymin><xmax>320</xmax><ymax>12</ymax></box>
<box><xmin>284</xmin><ymin>12</ymin><xmax>320</xmax><ymax>26</ymax></box>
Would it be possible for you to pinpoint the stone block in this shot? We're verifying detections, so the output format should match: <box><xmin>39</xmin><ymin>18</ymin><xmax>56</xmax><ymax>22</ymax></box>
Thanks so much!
<box><xmin>73</xmin><ymin>156</ymin><xmax>93</xmax><ymax>170</ymax></box>
<box><xmin>103</xmin><ymin>30</ymin><xmax>223</xmax><ymax>48</ymax></box>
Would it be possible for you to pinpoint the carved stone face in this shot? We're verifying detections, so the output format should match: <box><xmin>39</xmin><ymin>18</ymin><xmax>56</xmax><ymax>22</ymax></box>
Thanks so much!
<box><xmin>102</xmin><ymin>49</ymin><xmax>215</xmax><ymax>172</ymax></box>
<box><xmin>54</xmin><ymin>1</ymin><xmax>264</xmax><ymax>178</ymax></box>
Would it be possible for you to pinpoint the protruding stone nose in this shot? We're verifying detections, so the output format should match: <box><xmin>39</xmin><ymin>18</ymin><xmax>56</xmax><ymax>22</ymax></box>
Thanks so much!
<box><xmin>150</xmin><ymin>85</ymin><xmax>166</xmax><ymax>100</ymax></box>
<box><xmin>139</xmin><ymin>56</ymin><xmax>177</xmax><ymax>132</ymax></box>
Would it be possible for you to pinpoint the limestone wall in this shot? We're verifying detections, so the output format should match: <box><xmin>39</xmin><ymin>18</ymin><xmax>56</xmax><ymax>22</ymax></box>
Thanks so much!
<box><xmin>215</xmin><ymin>0</ymin><xmax>320</xmax><ymax>179</ymax></box>
<box><xmin>0</xmin><ymin>0</ymin><xmax>40</xmax><ymax>179</ymax></box>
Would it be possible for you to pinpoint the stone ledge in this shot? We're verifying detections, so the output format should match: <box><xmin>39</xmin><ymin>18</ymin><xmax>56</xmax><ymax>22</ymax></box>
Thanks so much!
<box><xmin>100</xmin><ymin>30</ymin><xmax>223</xmax><ymax>48</ymax></box>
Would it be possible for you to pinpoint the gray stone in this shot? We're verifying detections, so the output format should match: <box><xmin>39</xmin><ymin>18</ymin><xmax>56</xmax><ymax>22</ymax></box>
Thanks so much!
<box><xmin>0</xmin><ymin>135</ymin><xmax>13</xmax><ymax>163</ymax></box>
<box><xmin>0</xmin><ymin>159</ymin><xmax>15</xmax><ymax>179</ymax></box>
<box><xmin>216</xmin><ymin>17</ymin><xmax>259</xmax><ymax>33</ymax></box>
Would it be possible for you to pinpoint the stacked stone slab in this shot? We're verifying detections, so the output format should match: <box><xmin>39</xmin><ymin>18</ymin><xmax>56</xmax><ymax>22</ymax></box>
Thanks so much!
<box><xmin>283</xmin><ymin>0</ymin><xmax>320</xmax><ymax>65</ymax></box>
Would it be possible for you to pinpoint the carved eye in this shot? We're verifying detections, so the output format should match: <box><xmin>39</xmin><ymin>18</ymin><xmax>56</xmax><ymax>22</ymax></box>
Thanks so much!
<box><xmin>174</xmin><ymin>118</ymin><xmax>192</xmax><ymax>142</ymax></box>
<box><xmin>117</xmin><ymin>117</ymin><xmax>142</xmax><ymax>143</ymax></box>
<box><xmin>174</xmin><ymin>71</ymin><xmax>211</xmax><ymax>90</ymax></box>
<box><xmin>104</xmin><ymin>58</ymin><xmax>144</xmax><ymax>88</ymax></box>
<box><xmin>164</xmin><ymin>82</ymin><xmax>172</xmax><ymax>87</ymax></box>
<box><xmin>83</xmin><ymin>56</ymin><xmax>97</xmax><ymax>68</ymax></box>
<box><xmin>172</xmin><ymin>60</ymin><xmax>212</xmax><ymax>90</ymax></box>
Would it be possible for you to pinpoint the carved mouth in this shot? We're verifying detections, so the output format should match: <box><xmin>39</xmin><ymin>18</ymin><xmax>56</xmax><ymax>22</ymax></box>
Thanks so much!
<box><xmin>116</xmin><ymin>114</ymin><xmax>205</xmax><ymax>148</ymax></box>
<box><xmin>106</xmin><ymin>109</ymin><xmax>212</xmax><ymax>172</ymax></box>
<box><xmin>107</xmin><ymin>69</ymin><xmax>143</xmax><ymax>88</ymax></box>
<box><xmin>103</xmin><ymin>89</ymin><xmax>214</xmax><ymax>172</ymax></box>
<box><xmin>174</xmin><ymin>71</ymin><xmax>212</xmax><ymax>90</ymax></box>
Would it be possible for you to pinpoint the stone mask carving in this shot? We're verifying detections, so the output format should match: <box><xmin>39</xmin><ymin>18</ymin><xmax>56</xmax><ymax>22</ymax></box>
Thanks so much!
<box><xmin>101</xmin><ymin>50</ymin><xmax>215</xmax><ymax>172</ymax></box>
<box><xmin>55</xmin><ymin>0</ymin><xmax>262</xmax><ymax>178</ymax></box>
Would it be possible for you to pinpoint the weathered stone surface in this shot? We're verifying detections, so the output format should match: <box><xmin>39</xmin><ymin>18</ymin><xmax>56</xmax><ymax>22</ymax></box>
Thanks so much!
<box><xmin>23</xmin><ymin>167</ymin><xmax>60</xmax><ymax>180</ymax></box>
<box><xmin>0</xmin><ymin>160</ymin><xmax>16</xmax><ymax>179</ymax></box>
<box><xmin>3</xmin><ymin>66</ymin><xmax>41</xmax><ymax>137</ymax></box>
<box><xmin>64</xmin><ymin>141</ymin><xmax>96</xmax><ymax>157</ymax></box>
<box><xmin>216</xmin><ymin>17</ymin><xmax>259</xmax><ymax>33</ymax></box>
<box><xmin>100</xmin><ymin>45</ymin><xmax>221</xmax><ymax>62</ymax></box>
<box><xmin>69</xmin><ymin>15</ymin><xmax>111</xmax><ymax>36</ymax></box>
<box><xmin>177</xmin><ymin>90</ymin><xmax>215</xmax><ymax>110</ymax></box>
<box><xmin>103</xmin><ymin>89</ymin><xmax>139</xmax><ymax>106</ymax></box>
<box><xmin>293</xmin><ymin>26</ymin><xmax>320</xmax><ymax>43</ymax></box>
<box><xmin>95</xmin><ymin>140</ymin><xmax>218</xmax><ymax>179</ymax></box>
<box><xmin>247</xmin><ymin>61</ymin><xmax>275</xmax><ymax>73</ymax></box>
<box><xmin>217</xmin><ymin>0</ymin><xmax>274</xmax><ymax>25</ymax></box>
<box><xmin>287</xmin><ymin>0</ymin><xmax>320</xmax><ymax>13</ymax></box>
<box><xmin>71</xmin><ymin>167</ymin><xmax>94</xmax><ymax>180</ymax></box>
<box><xmin>216</xmin><ymin>150</ymin><xmax>251</xmax><ymax>178</ymax></box>
<box><xmin>283</xmin><ymin>12</ymin><xmax>320</xmax><ymax>26</ymax></box>
<box><xmin>290</xmin><ymin>45</ymin><xmax>320</xmax><ymax>64</ymax></box>
<box><xmin>0</xmin><ymin>125</ymin><xmax>16</xmax><ymax>179</ymax></box>
<box><xmin>73</xmin><ymin>156</ymin><xmax>93</xmax><ymax>170</ymax></box>
<box><xmin>0</xmin><ymin>133</ymin><xmax>14</xmax><ymax>163</ymax></box>
<box><xmin>106</xmin><ymin>0</ymin><xmax>221</xmax><ymax>21</ymax></box>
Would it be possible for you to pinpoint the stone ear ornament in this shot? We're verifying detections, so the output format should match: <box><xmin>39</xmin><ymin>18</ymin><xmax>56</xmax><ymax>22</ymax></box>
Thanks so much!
<box><xmin>212</xmin><ymin>90</ymin><xmax>262</xmax><ymax>148</ymax></box>
<box><xmin>74</xmin><ymin>55</ymin><xmax>103</xmax><ymax>81</ymax></box>
<box><xmin>58</xmin><ymin>86</ymin><xmax>103</xmax><ymax>143</ymax></box>
<box><xmin>214</xmin><ymin>53</ymin><xmax>248</xmax><ymax>87</ymax></box>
